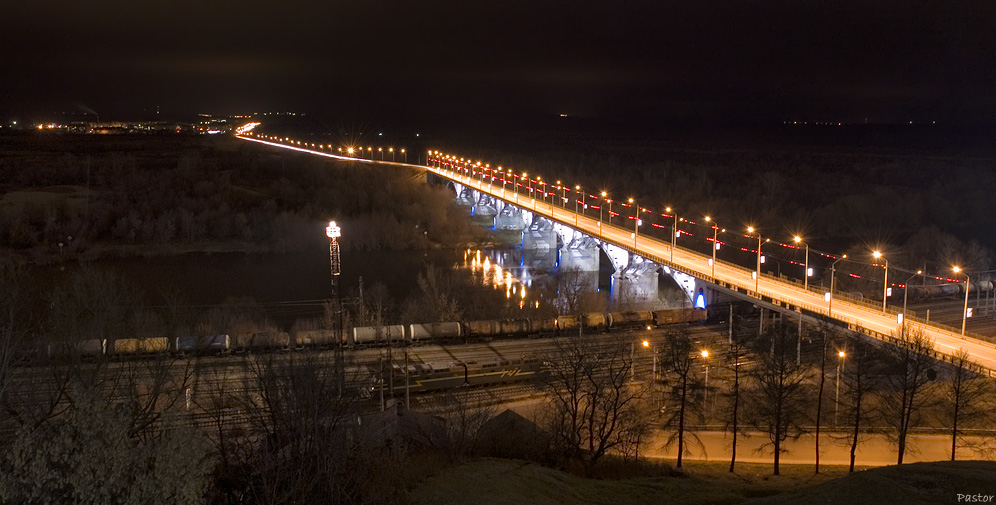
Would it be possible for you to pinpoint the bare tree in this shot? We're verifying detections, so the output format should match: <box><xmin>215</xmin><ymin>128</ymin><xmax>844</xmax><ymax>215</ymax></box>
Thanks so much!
<box><xmin>238</xmin><ymin>351</ymin><xmax>360</xmax><ymax>504</ymax></box>
<box><xmin>812</xmin><ymin>323</ymin><xmax>837</xmax><ymax>474</ymax></box>
<box><xmin>0</xmin><ymin>256</ymin><xmax>30</xmax><ymax>432</ymax></box>
<box><xmin>878</xmin><ymin>324</ymin><xmax>936</xmax><ymax>465</ymax></box>
<box><xmin>943</xmin><ymin>349</ymin><xmax>993</xmax><ymax>461</ymax></box>
<box><xmin>659</xmin><ymin>326</ymin><xmax>704</xmax><ymax>468</ymax></box>
<box><xmin>553</xmin><ymin>267</ymin><xmax>603</xmax><ymax>316</ymax></box>
<box><xmin>543</xmin><ymin>334</ymin><xmax>646</xmax><ymax>472</ymax></box>
<box><xmin>746</xmin><ymin>322</ymin><xmax>810</xmax><ymax>475</ymax></box>
<box><xmin>721</xmin><ymin>335</ymin><xmax>750</xmax><ymax>473</ymax></box>
<box><xmin>837</xmin><ymin>334</ymin><xmax>879</xmax><ymax>472</ymax></box>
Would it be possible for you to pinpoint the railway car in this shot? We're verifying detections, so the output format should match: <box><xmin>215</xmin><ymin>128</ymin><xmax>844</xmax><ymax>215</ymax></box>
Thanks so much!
<box><xmin>409</xmin><ymin>322</ymin><xmax>462</xmax><ymax>341</ymax></box>
<box><xmin>78</xmin><ymin>339</ymin><xmax>106</xmax><ymax>357</ymax></box>
<box><xmin>352</xmin><ymin>325</ymin><xmax>405</xmax><ymax>345</ymax></box>
<box><xmin>608</xmin><ymin>311</ymin><xmax>653</xmax><ymax>328</ymax></box>
<box><xmin>112</xmin><ymin>338</ymin><xmax>139</xmax><ymax>354</ymax></box>
<box><xmin>464</xmin><ymin>320</ymin><xmax>501</xmax><ymax>338</ymax></box>
<box><xmin>528</xmin><ymin>318</ymin><xmax>557</xmax><ymax>334</ymax></box>
<box><xmin>557</xmin><ymin>315</ymin><xmax>580</xmax><ymax>332</ymax></box>
<box><xmin>139</xmin><ymin>337</ymin><xmax>168</xmax><ymax>353</ymax></box>
<box><xmin>652</xmin><ymin>308</ymin><xmax>707</xmax><ymax>325</ymax></box>
<box><xmin>232</xmin><ymin>332</ymin><xmax>290</xmax><ymax>351</ymax></box>
<box><xmin>582</xmin><ymin>312</ymin><xmax>607</xmax><ymax>330</ymax></box>
<box><xmin>175</xmin><ymin>334</ymin><xmax>230</xmax><ymax>354</ymax></box>
<box><xmin>500</xmin><ymin>319</ymin><xmax>530</xmax><ymax>335</ymax></box>
<box><xmin>293</xmin><ymin>329</ymin><xmax>337</xmax><ymax>348</ymax></box>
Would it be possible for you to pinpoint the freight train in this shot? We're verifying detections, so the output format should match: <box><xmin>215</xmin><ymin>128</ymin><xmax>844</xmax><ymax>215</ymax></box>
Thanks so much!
<box><xmin>51</xmin><ymin>308</ymin><xmax>707</xmax><ymax>358</ymax></box>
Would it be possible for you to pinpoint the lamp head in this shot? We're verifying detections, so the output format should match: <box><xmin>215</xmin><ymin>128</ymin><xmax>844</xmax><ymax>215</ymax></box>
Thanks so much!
<box><xmin>326</xmin><ymin>221</ymin><xmax>341</xmax><ymax>239</ymax></box>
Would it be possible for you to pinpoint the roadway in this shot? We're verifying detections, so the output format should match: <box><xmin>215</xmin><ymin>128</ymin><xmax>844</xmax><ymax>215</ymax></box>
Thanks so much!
<box><xmin>234</xmin><ymin>134</ymin><xmax>996</xmax><ymax>375</ymax></box>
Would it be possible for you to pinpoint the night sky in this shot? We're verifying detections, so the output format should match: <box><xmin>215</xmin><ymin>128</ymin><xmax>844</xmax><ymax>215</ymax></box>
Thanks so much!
<box><xmin>2</xmin><ymin>1</ymin><xmax>994</xmax><ymax>126</ymax></box>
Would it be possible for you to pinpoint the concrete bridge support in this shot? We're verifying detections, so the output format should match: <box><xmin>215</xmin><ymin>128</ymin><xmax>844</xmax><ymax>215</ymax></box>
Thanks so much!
<box><xmin>522</xmin><ymin>215</ymin><xmax>558</xmax><ymax>250</ymax></box>
<box><xmin>456</xmin><ymin>186</ymin><xmax>475</xmax><ymax>206</ymax></box>
<box><xmin>472</xmin><ymin>192</ymin><xmax>498</xmax><ymax>217</ymax></box>
<box><xmin>495</xmin><ymin>205</ymin><xmax>527</xmax><ymax>230</ymax></box>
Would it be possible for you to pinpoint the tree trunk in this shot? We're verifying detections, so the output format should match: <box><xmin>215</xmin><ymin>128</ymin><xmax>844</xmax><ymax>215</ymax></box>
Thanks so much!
<box><xmin>729</xmin><ymin>363</ymin><xmax>739</xmax><ymax>473</ymax></box>
<box><xmin>677</xmin><ymin>375</ymin><xmax>687</xmax><ymax>468</ymax></box>
<box><xmin>849</xmin><ymin>378</ymin><xmax>862</xmax><ymax>473</ymax></box>
<box><xmin>951</xmin><ymin>399</ymin><xmax>960</xmax><ymax>461</ymax></box>
<box><xmin>814</xmin><ymin>337</ymin><xmax>827</xmax><ymax>474</ymax></box>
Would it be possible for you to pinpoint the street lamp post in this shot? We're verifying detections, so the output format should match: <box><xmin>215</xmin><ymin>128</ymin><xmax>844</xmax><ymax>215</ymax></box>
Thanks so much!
<box><xmin>873</xmin><ymin>251</ymin><xmax>889</xmax><ymax>312</ymax></box>
<box><xmin>835</xmin><ymin>350</ymin><xmax>846</xmax><ymax>428</ymax></box>
<box><xmin>747</xmin><ymin>227</ymin><xmax>768</xmax><ymax>294</ymax></box>
<box><xmin>628</xmin><ymin>198</ymin><xmax>639</xmax><ymax>244</ymax></box>
<box><xmin>558</xmin><ymin>181</ymin><xmax>565</xmax><ymax>207</ymax></box>
<box><xmin>828</xmin><ymin>254</ymin><xmax>848</xmax><ymax>316</ymax></box>
<box><xmin>901</xmin><ymin>270</ymin><xmax>923</xmax><ymax>325</ymax></box>
<box><xmin>705</xmin><ymin>217</ymin><xmax>723</xmax><ymax>279</ymax></box>
<box><xmin>666</xmin><ymin>207</ymin><xmax>678</xmax><ymax>262</ymax></box>
<box><xmin>794</xmin><ymin>236</ymin><xmax>810</xmax><ymax>290</ymax></box>
<box><xmin>600</xmin><ymin>191</ymin><xmax>607</xmax><ymax>223</ymax></box>
<box><xmin>701</xmin><ymin>349</ymin><xmax>710</xmax><ymax>406</ymax></box>
<box><xmin>642</xmin><ymin>337</ymin><xmax>657</xmax><ymax>382</ymax></box>
<box><xmin>954</xmin><ymin>266</ymin><xmax>971</xmax><ymax>335</ymax></box>
<box><xmin>574</xmin><ymin>185</ymin><xmax>582</xmax><ymax>226</ymax></box>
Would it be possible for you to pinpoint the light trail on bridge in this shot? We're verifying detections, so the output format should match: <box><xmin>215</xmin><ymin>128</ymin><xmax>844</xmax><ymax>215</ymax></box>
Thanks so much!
<box><xmin>235</xmin><ymin>134</ymin><xmax>996</xmax><ymax>376</ymax></box>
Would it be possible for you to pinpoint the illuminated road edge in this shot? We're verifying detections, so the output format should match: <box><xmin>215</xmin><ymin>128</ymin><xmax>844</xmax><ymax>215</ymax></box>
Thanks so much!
<box><xmin>236</xmin><ymin>135</ymin><xmax>996</xmax><ymax>376</ymax></box>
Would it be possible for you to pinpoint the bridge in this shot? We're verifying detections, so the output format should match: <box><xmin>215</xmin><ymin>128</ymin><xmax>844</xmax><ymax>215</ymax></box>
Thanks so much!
<box><xmin>236</xmin><ymin>133</ymin><xmax>996</xmax><ymax>376</ymax></box>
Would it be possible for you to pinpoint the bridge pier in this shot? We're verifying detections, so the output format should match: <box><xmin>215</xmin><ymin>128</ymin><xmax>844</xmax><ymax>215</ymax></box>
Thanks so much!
<box><xmin>472</xmin><ymin>192</ymin><xmax>498</xmax><ymax>217</ymax></box>
<box><xmin>495</xmin><ymin>205</ymin><xmax>527</xmax><ymax>230</ymax></box>
<box><xmin>522</xmin><ymin>215</ymin><xmax>558</xmax><ymax>250</ymax></box>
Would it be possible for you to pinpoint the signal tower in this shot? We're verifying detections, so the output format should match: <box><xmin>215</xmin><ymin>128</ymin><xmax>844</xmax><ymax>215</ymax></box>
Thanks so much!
<box><xmin>326</xmin><ymin>221</ymin><xmax>344</xmax><ymax>396</ymax></box>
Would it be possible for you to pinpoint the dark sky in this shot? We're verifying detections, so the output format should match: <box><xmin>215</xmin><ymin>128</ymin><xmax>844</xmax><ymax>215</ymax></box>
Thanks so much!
<box><xmin>2</xmin><ymin>1</ymin><xmax>994</xmax><ymax>126</ymax></box>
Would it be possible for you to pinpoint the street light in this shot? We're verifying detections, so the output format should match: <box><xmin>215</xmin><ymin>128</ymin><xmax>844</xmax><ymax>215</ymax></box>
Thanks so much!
<box><xmin>701</xmin><ymin>349</ymin><xmax>710</xmax><ymax>404</ymax></box>
<box><xmin>600</xmin><ymin>191</ymin><xmax>607</xmax><ymax>223</ymax></box>
<box><xmin>793</xmin><ymin>236</ymin><xmax>810</xmax><ymax>290</ymax></box>
<box><xmin>901</xmin><ymin>270</ymin><xmax>923</xmax><ymax>325</ymax></box>
<box><xmin>835</xmin><ymin>350</ymin><xmax>846</xmax><ymax>427</ymax></box>
<box><xmin>558</xmin><ymin>180</ymin><xmax>564</xmax><ymax>207</ymax></box>
<box><xmin>954</xmin><ymin>266</ymin><xmax>970</xmax><ymax>335</ymax></box>
<box><xmin>873</xmin><ymin>250</ymin><xmax>889</xmax><ymax>312</ymax></box>
<box><xmin>747</xmin><ymin>227</ymin><xmax>769</xmax><ymax>294</ymax></box>
<box><xmin>642</xmin><ymin>338</ymin><xmax>657</xmax><ymax>382</ymax></box>
<box><xmin>628</xmin><ymin>198</ymin><xmax>639</xmax><ymax>243</ymax></box>
<box><xmin>666</xmin><ymin>207</ymin><xmax>678</xmax><ymax>262</ymax></box>
<box><xmin>828</xmin><ymin>254</ymin><xmax>847</xmax><ymax>316</ymax></box>
<box><xmin>705</xmin><ymin>216</ymin><xmax>723</xmax><ymax>279</ymax></box>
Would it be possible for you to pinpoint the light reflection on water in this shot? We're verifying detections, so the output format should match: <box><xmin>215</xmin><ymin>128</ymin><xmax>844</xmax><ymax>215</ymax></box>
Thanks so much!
<box><xmin>463</xmin><ymin>247</ymin><xmax>560</xmax><ymax>310</ymax></box>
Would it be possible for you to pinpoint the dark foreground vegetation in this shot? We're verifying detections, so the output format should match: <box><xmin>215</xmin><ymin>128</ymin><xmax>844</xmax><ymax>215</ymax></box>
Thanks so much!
<box><xmin>4</xmin><ymin>249</ymin><xmax>996</xmax><ymax>503</ymax></box>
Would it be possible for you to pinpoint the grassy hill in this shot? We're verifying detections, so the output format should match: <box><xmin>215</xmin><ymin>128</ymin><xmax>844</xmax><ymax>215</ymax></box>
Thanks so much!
<box><xmin>410</xmin><ymin>458</ymin><xmax>996</xmax><ymax>505</ymax></box>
